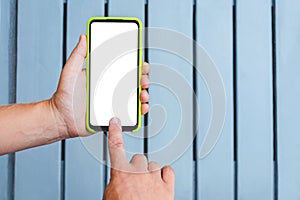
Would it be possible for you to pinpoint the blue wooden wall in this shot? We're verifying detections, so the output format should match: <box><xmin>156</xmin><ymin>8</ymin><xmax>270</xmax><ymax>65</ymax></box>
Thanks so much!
<box><xmin>1</xmin><ymin>0</ymin><xmax>300</xmax><ymax>199</ymax></box>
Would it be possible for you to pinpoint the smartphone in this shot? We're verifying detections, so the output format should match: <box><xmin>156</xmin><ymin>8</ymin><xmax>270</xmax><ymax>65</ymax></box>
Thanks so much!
<box><xmin>86</xmin><ymin>17</ymin><xmax>142</xmax><ymax>132</ymax></box>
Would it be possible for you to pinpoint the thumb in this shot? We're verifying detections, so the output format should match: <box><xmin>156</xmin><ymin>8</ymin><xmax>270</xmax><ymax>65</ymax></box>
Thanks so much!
<box><xmin>108</xmin><ymin>118</ymin><xmax>128</xmax><ymax>172</ymax></box>
<box><xmin>161</xmin><ymin>166</ymin><xmax>175</xmax><ymax>187</ymax></box>
<box><xmin>64</xmin><ymin>34</ymin><xmax>86</xmax><ymax>73</ymax></box>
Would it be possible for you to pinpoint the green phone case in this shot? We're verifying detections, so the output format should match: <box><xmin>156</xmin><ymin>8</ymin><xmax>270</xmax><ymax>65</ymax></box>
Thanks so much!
<box><xmin>86</xmin><ymin>17</ymin><xmax>142</xmax><ymax>133</ymax></box>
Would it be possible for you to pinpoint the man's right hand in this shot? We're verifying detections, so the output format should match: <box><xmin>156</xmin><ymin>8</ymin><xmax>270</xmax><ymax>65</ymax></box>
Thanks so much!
<box><xmin>103</xmin><ymin>118</ymin><xmax>175</xmax><ymax>200</ymax></box>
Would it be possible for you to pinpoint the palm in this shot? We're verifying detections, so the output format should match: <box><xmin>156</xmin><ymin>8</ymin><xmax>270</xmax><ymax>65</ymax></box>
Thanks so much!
<box><xmin>52</xmin><ymin>35</ymin><xmax>150</xmax><ymax>138</ymax></box>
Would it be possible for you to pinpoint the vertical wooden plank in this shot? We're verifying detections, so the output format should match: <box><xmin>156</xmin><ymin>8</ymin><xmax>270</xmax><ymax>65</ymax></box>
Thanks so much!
<box><xmin>14</xmin><ymin>0</ymin><xmax>63</xmax><ymax>199</ymax></box>
<box><xmin>276</xmin><ymin>1</ymin><xmax>300</xmax><ymax>199</ymax></box>
<box><xmin>196</xmin><ymin>0</ymin><xmax>234</xmax><ymax>199</ymax></box>
<box><xmin>0</xmin><ymin>155</ymin><xmax>9</xmax><ymax>200</ymax></box>
<box><xmin>0</xmin><ymin>0</ymin><xmax>9</xmax><ymax>104</ymax></box>
<box><xmin>148</xmin><ymin>0</ymin><xmax>194</xmax><ymax>199</ymax></box>
<box><xmin>0</xmin><ymin>1</ymin><xmax>16</xmax><ymax>199</ymax></box>
<box><xmin>106</xmin><ymin>0</ymin><xmax>145</xmax><ymax>183</ymax></box>
<box><xmin>236</xmin><ymin>0</ymin><xmax>274</xmax><ymax>199</ymax></box>
<box><xmin>65</xmin><ymin>0</ymin><xmax>106</xmax><ymax>199</ymax></box>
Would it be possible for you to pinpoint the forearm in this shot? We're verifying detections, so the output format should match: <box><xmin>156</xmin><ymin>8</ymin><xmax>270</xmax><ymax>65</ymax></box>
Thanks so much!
<box><xmin>0</xmin><ymin>100</ymin><xmax>68</xmax><ymax>155</ymax></box>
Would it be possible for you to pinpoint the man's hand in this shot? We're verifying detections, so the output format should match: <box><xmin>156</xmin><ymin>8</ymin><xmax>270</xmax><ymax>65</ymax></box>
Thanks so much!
<box><xmin>0</xmin><ymin>34</ymin><xmax>150</xmax><ymax>154</ymax></box>
<box><xmin>103</xmin><ymin>118</ymin><xmax>175</xmax><ymax>200</ymax></box>
<box><xmin>51</xmin><ymin>35</ymin><xmax>150</xmax><ymax>138</ymax></box>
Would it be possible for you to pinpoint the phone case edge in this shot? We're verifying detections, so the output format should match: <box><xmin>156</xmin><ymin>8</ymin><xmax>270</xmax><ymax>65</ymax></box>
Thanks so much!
<box><xmin>85</xmin><ymin>16</ymin><xmax>143</xmax><ymax>133</ymax></box>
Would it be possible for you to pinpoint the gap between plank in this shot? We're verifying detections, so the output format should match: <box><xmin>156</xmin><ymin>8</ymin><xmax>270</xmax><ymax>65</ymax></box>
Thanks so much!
<box><xmin>192</xmin><ymin>1</ymin><xmax>198</xmax><ymax>200</ymax></box>
<box><xmin>8</xmin><ymin>0</ymin><xmax>18</xmax><ymax>199</ymax></box>
<box><xmin>143</xmin><ymin>0</ymin><xmax>149</xmax><ymax>158</ymax></box>
<box><xmin>232</xmin><ymin>1</ymin><xmax>238</xmax><ymax>200</ymax></box>
<box><xmin>61</xmin><ymin>1</ymin><xmax>67</xmax><ymax>200</ymax></box>
<box><xmin>271</xmin><ymin>1</ymin><xmax>278</xmax><ymax>199</ymax></box>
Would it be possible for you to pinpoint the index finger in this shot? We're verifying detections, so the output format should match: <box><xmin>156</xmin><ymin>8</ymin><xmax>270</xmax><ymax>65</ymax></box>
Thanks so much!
<box><xmin>108</xmin><ymin>118</ymin><xmax>128</xmax><ymax>170</ymax></box>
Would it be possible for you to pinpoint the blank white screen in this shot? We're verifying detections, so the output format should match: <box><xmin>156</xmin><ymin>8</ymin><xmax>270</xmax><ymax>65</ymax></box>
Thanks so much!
<box><xmin>90</xmin><ymin>21</ymin><xmax>138</xmax><ymax>127</ymax></box>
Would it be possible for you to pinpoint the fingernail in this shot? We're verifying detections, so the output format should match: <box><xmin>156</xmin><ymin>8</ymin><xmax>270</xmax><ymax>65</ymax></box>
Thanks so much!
<box><xmin>110</xmin><ymin>117</ymin><xmax>122</xmax><ymax>130</ymax></box>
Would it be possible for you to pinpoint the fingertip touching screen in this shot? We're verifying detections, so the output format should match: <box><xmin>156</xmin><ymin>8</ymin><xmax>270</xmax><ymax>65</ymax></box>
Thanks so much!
<box><xmin>89</xmin><ymin>19</ymin><xmax>140</xmax><ymax>131</ymax></box>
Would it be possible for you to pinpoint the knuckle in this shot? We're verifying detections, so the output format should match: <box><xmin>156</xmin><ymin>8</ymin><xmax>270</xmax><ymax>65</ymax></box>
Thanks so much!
<box><xmin>108</xmin><ymin>136</ymin><xmax>124</xmax><ymax>148</ymax></box>
<box><xmin>148</xmin><ymin>161</ymin><xmax>161</xmax><ymax>171</ymax></box>
<box><xmin>149</xmin><ymin>161</ymin><xmax>160</xmax><ymax>167</ymax></box>
<box><xmin>132</xmin><ymin>154</ymin><xmax>147</xmax><ymax>161</ymax></box>
<box><xmin>165</xmin><ymin>166</ymin><xmax>175</xmax><ymax>177</ymax></box>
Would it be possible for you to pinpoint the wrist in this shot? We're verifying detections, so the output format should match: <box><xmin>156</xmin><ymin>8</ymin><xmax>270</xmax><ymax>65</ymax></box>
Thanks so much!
<box><xmin>48</xmin><ymin>98</ymin><xmax>69</xmax><ymax>139</ymax></box>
